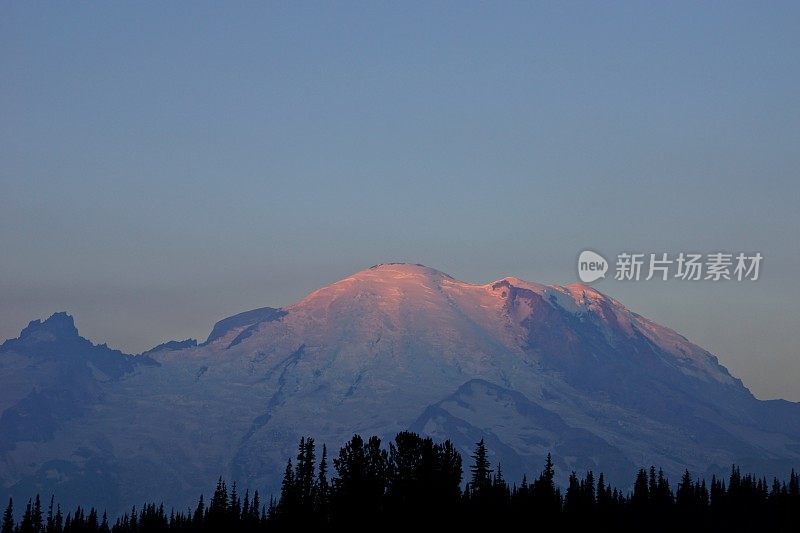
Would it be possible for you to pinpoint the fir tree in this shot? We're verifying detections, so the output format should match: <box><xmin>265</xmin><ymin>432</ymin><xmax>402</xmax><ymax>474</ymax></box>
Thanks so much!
<box><xmin>53</xmin><ymin>505</ymin><xmax>62</xmax><ymax>533</ymax></box>
<box><xmin>278</xmin><ymin>459</ymin><xmax>297</xmax><ymax>520</ymax></box>
<box><xmin>469</xmin><ymin>438</ymin><xmax>492</xmax><ymax>492</ymax></box>
<box><xmin>315</xmin><ymin>444</ymin><xmax>329</xmax><ymax>520</ymax></box>
<box><xmin>192</xmin><ymin>494</ymin><xmax>204</xmax><ymax>530</ymax></box>
<box><xmin>45</xmin><ymin>496</ymin><xmax>54</xmax><ymax>533</ymax></box>
<box><xmin>19</xmin><ymin>498</ymin><xmax>33</xmax><ymax>533</ymax></box>
<box><xmin>230</xmin><ymin>482</ymin><xmax>241</xmax><ymax>522</ymax></box>
<box><xmin>1</xmin><ymin>499</ymin><xmax>13</xmax><ymax>533</ymax></box>
<box><xmin>250</xmin><ymin>491</ymin><xmax>260</xmax><ymax>524</ymax></box>
<box><xmin>32</xmin><ymin>495</ymin><xmax>42</xmax><ymax>533</ymax></box>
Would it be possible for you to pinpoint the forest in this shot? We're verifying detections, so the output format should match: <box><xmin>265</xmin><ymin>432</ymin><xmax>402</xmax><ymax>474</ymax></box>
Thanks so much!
<box><xmin>2</xmin><ymin>431</ymin><xmax>798</xmax><ymax>532</ymax></box>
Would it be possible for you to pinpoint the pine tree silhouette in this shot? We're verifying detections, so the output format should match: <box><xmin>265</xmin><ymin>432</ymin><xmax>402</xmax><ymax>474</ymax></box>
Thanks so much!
<box><xmin>315</xmin><ymin>443</ymin><xmax>329</xmax><ymax>523</ymax></box>
<box><xmin>469</xmin><ymin>438</ymin><xmax>492</xmax><ymax>494</ymax></box>
<box><xmin>4</xmin><ymin>432</ymin><xmax>798</xmax><ymax>532</ymax></box>
<box><xmin>1</xmin><ymin>499</ymin><xmax>13</xmax><ymax>533</ymax></box>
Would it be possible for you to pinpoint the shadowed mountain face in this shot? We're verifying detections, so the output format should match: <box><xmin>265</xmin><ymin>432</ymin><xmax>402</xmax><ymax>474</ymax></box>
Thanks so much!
<box><xmin>0</xmin><ymin>314</ymin><xmax>153</xmax><ymax>508</ymax></box>
<box><xmin>1</xmin><ymin>263</ymin><xmax>798</xmax><ymax>514</ymax></box>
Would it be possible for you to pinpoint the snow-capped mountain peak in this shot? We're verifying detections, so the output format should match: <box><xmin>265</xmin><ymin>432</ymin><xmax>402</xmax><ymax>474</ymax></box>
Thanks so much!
<box><xmin>0</xmin><ymin>264</ymin><xmax>797</xmax><ymax>516</ymax></box>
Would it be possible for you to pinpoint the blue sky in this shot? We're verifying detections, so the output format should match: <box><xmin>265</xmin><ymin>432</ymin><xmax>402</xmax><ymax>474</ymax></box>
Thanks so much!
<box><xmin>1</xmin><ymin>2</ymin><xmax>798</xmax><ymax>400</ymax></box>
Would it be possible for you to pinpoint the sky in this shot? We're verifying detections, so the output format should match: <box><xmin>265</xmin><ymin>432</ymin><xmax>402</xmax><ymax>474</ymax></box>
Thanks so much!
<box><xmin>1</xmin><ymin>2</ymin><xmax>798</xmax><ymax>401</ymax></box>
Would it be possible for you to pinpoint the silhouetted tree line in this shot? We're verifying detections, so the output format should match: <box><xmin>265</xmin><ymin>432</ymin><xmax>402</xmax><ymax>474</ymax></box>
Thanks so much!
<box><xmin>2</xmin><ymin>432</ymin><xmax>799</xmax><ymax>532</ymax></box>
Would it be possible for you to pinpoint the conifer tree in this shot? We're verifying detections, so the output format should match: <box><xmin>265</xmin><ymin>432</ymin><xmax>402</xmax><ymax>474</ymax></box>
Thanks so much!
<box><xmin>565</xmin><ymin>471</ymin><xmax>581</xmax><ymax>514</ymax></box>
<box><xmin>19</xmin><ymin>498</ymin><xmax>33</xmax><ymax>533</ymax></box>
<box><xmin>192</xmin><ymin>494</ymin><xmax>204</xmax><ymax>530</ymax></box>
<box><xmin>585</xmin><ymin>471</ymin><xmax>596</xmax><ymax>506</ymax></box>
<box><xmin>87</xmin><ymin>508</ymin><xmax>98</xmax><ymax>532</ymax></box>
<box><xmin>495</xmin><ymin>462</ymin><xmax>505</xmax><ymax>489</ymax></box>
<box><xmin>241</xmin><ymin>490</ymin><xmax>250</xmax><ymax>524</ymax></box>
<box><xmin>469</xmin><ymin>438</ymin><xmax>492</xmax><ymax>492</ymax></box>
<box><xmin>296</xmin><ymin>437</ymin><xmax>316</xmax><ymax>509</ymax></box>
<box><xmin>278</xmin><ymin>459</ymin><xmax>297</xmax><ymax>519</ymax></box>
<box><xmin>45</xmin><ymin>496</ymin><xmax>54</xmax><ymax>533</ymax></box>
<box><xmin>230</xmin><ymin>481</ymin><xmax>241</xmax><ymax>522</ymax></box>
<box><xmin>632</xmin><ymin>468</ymin><xmax>650</xmax><ymax>510</ymax></box>
<box><xmin>596</xmin><ymin>473</ymin><xmax>608</xmax><ymax>507</ymax></box>
<box><xmin>316</xmin><ymin>444</ymin><xmax>329</xmax><ymax>520</ymax></box>
<box><xmin>53</xmin><ymin>505</ymin><xmax>62</xmax><ymax>533</ymax></box>
<box><xmin>677</xmin><ymin>469</ymin><xmax>694</xmax><ymax>508</ymax></box>
<box><xmin>1</xmin><ymin>499</ymin><xmax>13</xmax><ymax>533</ymax></box>
<box><xmin>540</xmin><ymin>452</ymin><xmax>555</xmax><ymax>493</ymax></box>
<box><xmin>251</xmin><ymin>491</ymin><xmax>261</xmax><ymax>524</ymax></box>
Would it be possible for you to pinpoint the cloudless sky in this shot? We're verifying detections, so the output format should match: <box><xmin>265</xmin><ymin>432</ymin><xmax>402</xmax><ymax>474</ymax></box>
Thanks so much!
<box><xmin>1</xmin><ymin>2</ymin><xmax>798</xmax><ymax>400</ymax></box>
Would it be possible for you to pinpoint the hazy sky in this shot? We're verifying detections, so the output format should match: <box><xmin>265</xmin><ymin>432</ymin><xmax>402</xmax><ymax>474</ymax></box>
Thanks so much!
<box><xmin>2</xmin><ymin>2</ymin><xmax>798</xmax><ymax>400</ymax></box>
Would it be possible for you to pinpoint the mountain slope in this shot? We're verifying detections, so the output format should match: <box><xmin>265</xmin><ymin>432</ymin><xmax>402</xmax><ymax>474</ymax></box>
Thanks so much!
<box><xmin>1</xmin><ymin>263</ymin><xmax>798</xmax><ymax>514</ymax></box>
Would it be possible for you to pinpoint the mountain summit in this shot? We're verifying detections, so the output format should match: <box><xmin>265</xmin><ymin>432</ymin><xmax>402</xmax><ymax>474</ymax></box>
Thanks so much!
<box><xmin>1</xmin><ymin>264</ymin><xmax>798</xmax><ymax>514</ymax></box>
<box><xmin>3</xmin><ymin>312</ymin><xmax>80</xmax><ymax>347</ymax></box>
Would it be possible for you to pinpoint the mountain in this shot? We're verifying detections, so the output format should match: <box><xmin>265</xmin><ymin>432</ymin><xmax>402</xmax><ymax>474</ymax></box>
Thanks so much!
<box><xmin>140</xmin><ymin>338</ymin><xmax>197</xmax><ymax>357</ymax></box>
<box><xmin>1</xmin><ymin>263</ymin><xmax>798</xmax><ymax>514</ymax></box>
